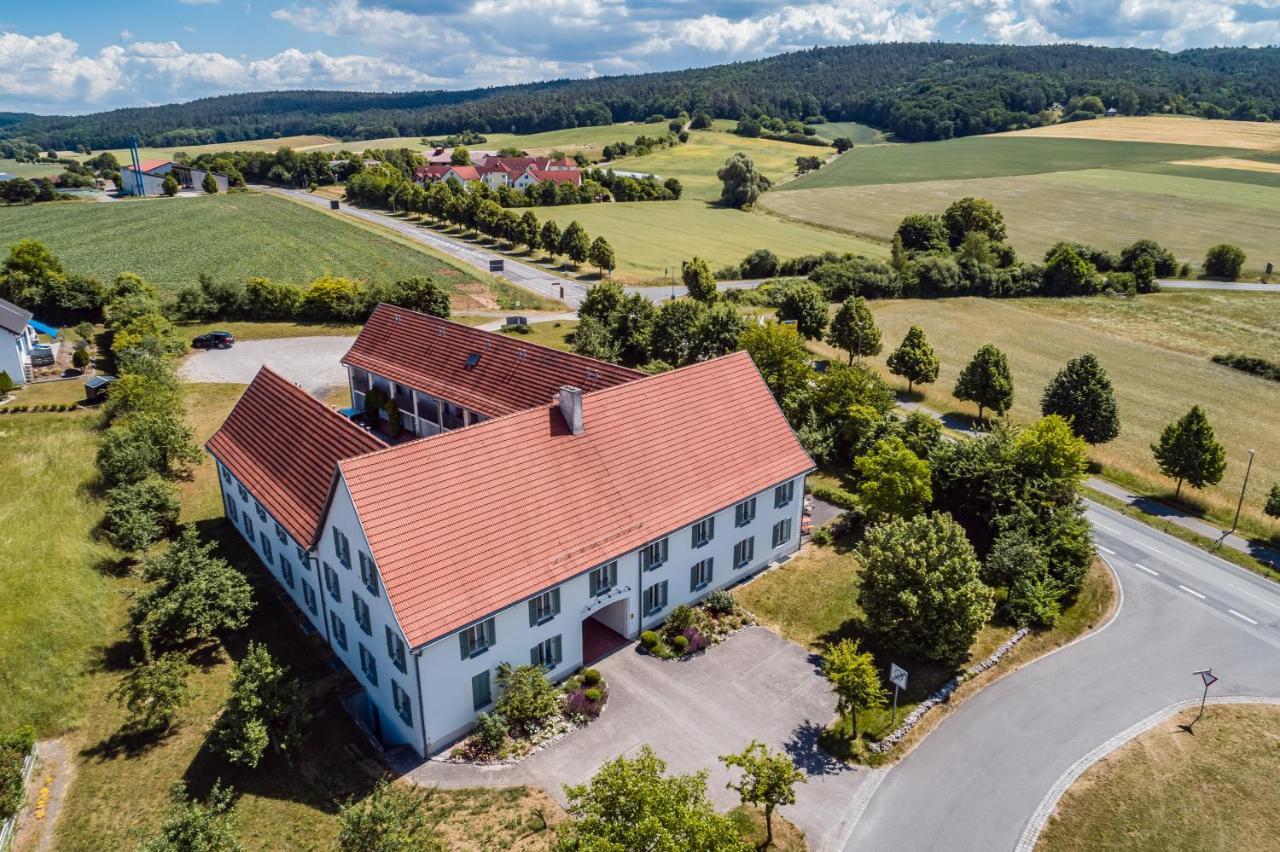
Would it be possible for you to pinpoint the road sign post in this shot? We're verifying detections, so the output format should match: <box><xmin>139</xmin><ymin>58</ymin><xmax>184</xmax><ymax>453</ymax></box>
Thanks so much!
<box><xmin>889</xmin><ymin>663</ymin><xmax>909</xmax><ymax>727</ymax></box>
<box><xmin>489</xmin><ymin>259</ymin><xmax>504</xmax><ymax>274</ymax></box>
<box><xmin>1187</xmin><ymin>668</ymin><xmax>1218</xmax><ymax>732</ymax></box>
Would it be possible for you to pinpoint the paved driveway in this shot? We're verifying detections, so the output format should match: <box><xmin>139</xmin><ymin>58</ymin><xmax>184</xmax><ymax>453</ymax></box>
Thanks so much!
<box><xmin>398</xmin><ymin>627</ymin><xmax>871</xmax><ymax>849</ymax></box>
<box><xmin>179</xmin><ymin>336</ymin><xmax>355</xmax><ymax>395</ymax></box>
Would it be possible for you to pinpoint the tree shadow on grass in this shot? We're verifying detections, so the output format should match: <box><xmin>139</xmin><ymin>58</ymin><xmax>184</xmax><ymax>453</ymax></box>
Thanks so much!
<box><xmin>784</xmin><ymin>719</ymin><xmax>850</xmax><ymax>776</ymax></box>
<box><xmin>82</xmin><ymin>721</ymin><xmax>182</xmax><ymax>761</ymax></box>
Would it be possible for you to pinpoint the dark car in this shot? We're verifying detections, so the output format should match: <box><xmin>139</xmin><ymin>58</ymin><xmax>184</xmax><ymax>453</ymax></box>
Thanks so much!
<box><xmin>192</xmin><ymin>331</ymin><xmax>236</xmax><ymax>349</ymax></box>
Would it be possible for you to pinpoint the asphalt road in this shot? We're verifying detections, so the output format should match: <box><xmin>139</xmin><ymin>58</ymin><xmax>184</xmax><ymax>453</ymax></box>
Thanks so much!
<box><xmin>843</xmin><ymin>502</ymin><xmax>1280</xmax><ymax>851</ymax></box>
<box><xmin>1156</xmin><ymin>279</ymin><xmax>1278</xmax><ymax>292</ymax></box>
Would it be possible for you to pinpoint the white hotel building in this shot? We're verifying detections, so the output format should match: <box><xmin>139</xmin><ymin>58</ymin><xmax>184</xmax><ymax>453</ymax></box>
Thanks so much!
<box><xmin>208</xmin><ymin>307</ymin><xmax>813</xmax><ymax>756</ymax></box>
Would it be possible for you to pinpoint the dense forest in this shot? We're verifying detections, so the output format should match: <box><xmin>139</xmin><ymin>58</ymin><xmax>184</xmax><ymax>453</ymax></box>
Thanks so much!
<box><xmin>5</xmin><ymin>43</ymin><xmax>1280</xmax><ymax>150</ymax></box>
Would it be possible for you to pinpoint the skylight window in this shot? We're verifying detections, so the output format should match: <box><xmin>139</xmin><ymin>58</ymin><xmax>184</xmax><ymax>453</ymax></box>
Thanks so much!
<box><xmin>465</xmin><ymin>353</ymin><xmax>481</xmax><ymax>369</ymax></box>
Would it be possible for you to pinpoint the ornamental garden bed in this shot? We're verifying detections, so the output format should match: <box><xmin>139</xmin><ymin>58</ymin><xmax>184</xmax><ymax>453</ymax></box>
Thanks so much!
<box><xmin>442</xmin><ymin>664</ymin><xmax>610</xmax><ymax>766</ymax></box>
<box><xmin>638</xmin><ymin>591</ymin><xmax>756</xmax><ymax>660</ymax></box>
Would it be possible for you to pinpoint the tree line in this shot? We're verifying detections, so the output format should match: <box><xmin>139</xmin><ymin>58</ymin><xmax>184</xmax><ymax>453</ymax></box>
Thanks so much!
<box><xmin>8</xmin><ymin>43</ymin><xmax>1280</xmax><ymax>150</ymax></box>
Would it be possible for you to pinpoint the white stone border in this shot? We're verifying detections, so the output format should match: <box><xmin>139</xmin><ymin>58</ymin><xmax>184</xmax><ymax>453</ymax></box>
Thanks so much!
<box><xmin>1014</xmin><ymin>695</ymin><xmax>1280</xmax><ymax>852</ymax></box>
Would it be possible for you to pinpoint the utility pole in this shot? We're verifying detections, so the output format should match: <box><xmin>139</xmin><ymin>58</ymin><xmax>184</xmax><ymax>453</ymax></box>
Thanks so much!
<box><xmin>1230</xmin><ymin>449</ymin><xmax>1256</xmax><ymax>535</ymax></box>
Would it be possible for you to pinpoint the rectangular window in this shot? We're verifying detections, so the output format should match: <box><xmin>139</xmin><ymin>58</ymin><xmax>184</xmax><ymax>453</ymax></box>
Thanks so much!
<box><xmin>351</xmin><ymin>367</ymin><xmax>370</xmax><ymax>392</ymax></box>
<box><xmin>220</xmin><ymin>464</ymin><xmax>231</xmax><ymax>484</ymax></box>
<box><xmin>323</xmin><ymin>562</ymin><xmax>341</xmax><ymax>603</ymax></box>
<box><xmin>772</xmin><ymin>519</ymin><xmax>793</xmax><ymax>548</ymax></box>
<box><xmin>690</xmin><ymin>558</ymin><xmax>714</xmax><ymax>592</ymax></box>
<box><xmin>358</xmin><ymin>551</ymin><xmax>380</xmax><ymax>597</ymax></box>
<box><xmin>278</xmin><ymin>553</ymin><xmax>295</xmax><ymax>588</ymax></box>
<box><xmin>392</xmin><ymin>680</ymin><xmax>413</xmax><ymax>727</ymax></box>
<box><xmin>735</xmin><ymin>497</ymin><xmax>757</xmax><ymax>527</ymax></box>
<box><xmin>332</xmin><ymin>526</ymin><xmax>352</xmax><ymax>569</ymax></box>
<box><xmin>691</xmin><ymin>517</ymin><xmax>715</xmax><ymax>548</ymax></box>
<box><xmin>774</xmin><ymin>480</ymin><xmax>795</xmax><ymax>508</ymax></box>
<box><xmin>237</xmin><ymin>483</ymin><xmax>248</xmax><ymax>502</ymax></box>
<box><xmin>259</xmin><ymin>531</ymin><xmax>273</xmax><ymax>564</ymax></box>
<box><xmin>530</xmin><ymin>635</ymin><xmax>563</xmax><ymax>670</ymax></box>
<box><xmin>589</xmin><ymin>561</ymin><xmax>618</xmax><ymax>597</ymax></box>
<box><xmin>528</xmin><ymin>588</ymin><xmax>561</xmax><ymax>626</ymax></box>
<box><xmin>358</xmin><ymin>643</ymin><xmax>378</xmax><ymax>686</ymax></box>
<box><xmin>352</xmin><ymin>592</ymin><xmax>372</xmax><ymax>635</ymax></box>
<box><xmin>458</xmin><ymin>618</ymin><xmax>496</xmax><ymax>659</ymax></box>
<box><xmin>302</xmin><ymin>580</ymin><xmax>318</xmax><ymax>615</ymax></box>
<box><xmin>643</xmin><ymin>580</ymin><xmax>669</xmax><ymax>616</ymax></box>
<box><xmin>275</xmin><ymin>522</ymin><xmax>287</xmax><ymax>546</ymax></box>
<box><xmin>255</xmin><ymin>501</ymin><xmax>267</xmax><ymax>523</ymax></box>
<box><xmin>296</xmin><ymin>546</ymin><xmax>309</xmax><ymax>570</ymax></box>
<box><xmin>415</xmin><ymin>391</ymin><xmax>440</xmax><ymax>424</ymax></box>
<box><xmin>471</xmin><ymin>670</ymin><xmax>492</xmax><ymax>710</ymax></box>
<box><xmin>385</xmin><ymin>626</ymin><xmax>407</xmax><ymax>673</ymax></box>
<box><xmin>733</xmin><ymin>537</ymin><xmax>755</xmax><ymax>569</ymax></box>
<box><xmin>225</xmin><ymin>495</ymin><xmax>238</xmax><ymax>525</ymax></box>
<box><xmin>330</xmin><ymin>612</ymin><xmax>348</xmax><ymax>650</ymax></box>
<box><xmin>640</xmin><ymin>538</ymin><xmax>669</xmax><ymax>572</ymax></box>
<box><xmin>243</xmin><ymin>515</ymin><xmax>254</xmax><ymax>541</ymax></box>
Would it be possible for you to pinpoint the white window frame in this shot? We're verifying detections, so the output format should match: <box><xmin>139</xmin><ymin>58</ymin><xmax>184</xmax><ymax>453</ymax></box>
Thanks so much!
<box><xmin>392</xmin><ymin>680</ymin><xmax>413</xmax><ymax>726</ymax></box>
<box><xmin>358</xmin><ymin>550</ymin><xmax>380</xmax><ymax>597</ymax></box>
<box><xmin>690</xmin><ymin>557</ymin><xmax>714</xmax><ymax>592</ymax></box>
<box><xmin>278</xmin><ymin>553</ymin><xmax>294</xmax><ymax>588</ymax></box>
<box><xmin>589</xmin><ymin>561</ymin><xmax>618</xmax><ymax>597</ymax></box>
<box><xmin>333</xmin><ymin>526</ymin><xmax>352</xmax><ymax>569</ymax></box>
<box><xmin>643</xmin><ymin>580</ymin><xmax>669</xmax><ymax>616</ymax></box>
<box><xmin>330</xmin><ymin>612</ymin><xmax>348</xmax><ymax>650</ymax></box>
<box><xmin>358</xmin><ymin>643</ymin><xmax>378</xmax><ymax>686</ymax></box>
<box><xmin>385</xmin><ymin>626</ymin><xmax>407</xmax><ymax>673</ymax></box>
<box><xmin>323</xmin><ymin>562</ymin><xmax>341</xmax><ymax>603</ymax></box>
<box><xmin>691</xmin><ymin>516</ymin><xmax>714</xmax><ymax>548</ymax></box>
<box><xmin>352</xmin><ymin>592</ymin><xmax>372</xmax><ymax>635</ymax></box>
<box><xmin>302</xmin><ymin>580</ymin><xmax>318</xmax><ymax>615</ymax></box>
<box><xmin>640</xmin><ymin>538</ymin><xmax>669</xmax><ymax>572</ymax></box>
<box><xmin>733</xmin><ymin>536</ymin><xmax>755</xmax><ymax>569</ymax></box>
<box><xmin>529</xmin><ymin>589</ymin><xmax>560</xmax><ymax>625</ymax></box>
<box><xmin>735</xmin><ymin>497</ymin><xmax>757</xmax><ymax>527</ymax></box>
<box><xmin>774</xmin><ymin>480</ymin><xmax>795</xmax><ymax>508</ymax></box>
<box><xmin>531</xmin><ymin>635</ymin><xmax>563</xmax><ymax>670</ymax></box>
<box><xmin>772</xmin><ymin>518</ymin><xmax>792</xmax><ymax>548</ymax></box>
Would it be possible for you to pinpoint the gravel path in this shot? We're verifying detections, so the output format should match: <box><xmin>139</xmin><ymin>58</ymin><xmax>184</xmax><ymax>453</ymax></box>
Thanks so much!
<box><xmin>178</xmin><ymin>336</ymin><xmax>355</xmax><ymax>395</ymax></box>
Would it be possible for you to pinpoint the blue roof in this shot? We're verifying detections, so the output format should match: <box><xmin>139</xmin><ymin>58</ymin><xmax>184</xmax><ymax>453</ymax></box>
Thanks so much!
<box><xmin>338</xmin><ymin>406</ymin><xmax>361</xmax><ymax>418</ymax></box>
<box><xmin>85</xmin><ymin>375</ymin><xmax>116</xmax><ymax>389</ymax></box>
<box><xmin>28</xmin><ymin>319</ymin><xmax>59</xmax><ymax>338</ymax></box>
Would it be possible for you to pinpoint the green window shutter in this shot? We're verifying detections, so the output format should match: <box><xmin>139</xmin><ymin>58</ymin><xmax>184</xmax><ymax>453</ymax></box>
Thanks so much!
<box><xmin>708</xmin><ymin>517</ymin><xmax>714</xmax><ymax>539</ymax></box>
<box><xmin>690</xmin><ymin>564</ymin><xmax>698</xmax><ymax>592</ymax></box>
<box><xmin>484</xmin><ymin>618</ymin><xmax>496</xmax><ymax>647</ymax></box>
<box><xmin>386</xmin><ymin>626</ymin><xmax>394</xmax><ymax>659</ymax></box>
<box><xmin>589</xmin><ymin>570</ymin><xmax>599</xmax><ymax>597</ymax></box>
<box><xmin>553</xmin><ymin>635</ymin><xmax>562</xmax><ymax>665</ymax></box>
<box><xmin>459</xmin><ymin>631</ymin><xmax>471</xmax><ymax>659</ymax></box>
<box><xmin>707</xmin><ymin>558</ymin><xmax>713</xmax><ymax>583</ymax></box>
<box><xmin>529</xmin><ymin>599</ymin><xmax>539</xmax><ymax>627</ymax></box>
<box><xmin>531</xmin><ymin>645</ymin><xmax>540</xmax><ymax>666</ymax></box>
<box><xmin>551</xmin><ymin>588</ymin><xmax>561</xmax><ymax>615</ymax></box>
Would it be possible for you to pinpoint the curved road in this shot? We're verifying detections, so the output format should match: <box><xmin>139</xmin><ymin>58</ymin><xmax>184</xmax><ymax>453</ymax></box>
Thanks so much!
<box><xmin>843</xmin><ymin>502</ymin><xmax>1280</xmax><ymax>850</ymax></box>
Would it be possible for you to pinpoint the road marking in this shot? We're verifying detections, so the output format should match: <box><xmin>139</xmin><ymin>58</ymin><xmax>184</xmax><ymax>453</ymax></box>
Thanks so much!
<box><xmin>1135</xmin><ymin>563</ymin><xmax>1159</xmax><ymax>576</ymax></box>
<box><xmin>1228</xmin><ymin>609</ymin><xmax>1258</xmax><ymax>625</ymax></box>
<box><xmin>1228</xmin><ymin>583</ymin><xmax>1280</xmax><ymax>613</ymax></box>
<box><xmin>1179</xmin><ymin>584</ymin><xmax>1206</xmax><ymax>599</ymax></box>
<box><xmin>1096</xmin><ymin>545</ymin><xmax>1116</xmax><ymax>555</ymax></box>
<box><xmin>1091</xmin><ymin>521</ymin><xmax>1128</xmax><ymax>537</ymax></box>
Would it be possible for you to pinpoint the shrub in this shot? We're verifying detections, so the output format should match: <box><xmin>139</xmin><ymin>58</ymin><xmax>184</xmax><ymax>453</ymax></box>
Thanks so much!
<box><xmin>1006</xmin><ymin>574</ymin><xmax>1065</xmax><ymax>628</ymax></box>
<box><xmin>682</xmin><ymin>627</ymin><xmax>709</xmax><ymax>654</ymax></box>
<box><xmin>0</xmin><ymin>724</ymin><xmax>36</xmax><ymax>821</ymax></box>
<box><xmin>564</xmin><ymin>688</ymin><xmax>604</xmax><ymax>719</ymax></box>
<box><xmin>494</xmin><ymin>664</ymin><xmax>561</xmax><ymax>737</ymax></box>
<box><xmin>471</xmin><ymin>712</ymin><xmax>508</xmax><ymax>754</ymax></box>
<box><xmin>103</xmin><ymin>475</ymin><xmax>181</xmax><ymax>551</ymax></box>
<box><xmin>0</xmin><ymin>371</ymin><xmax>12</xmax><ymax>395</ymax></box>
<box><xmin>583</xmin><ymin>687</ymin><xmax>603</xmax><ymax>703</ymax></box>
<box><xmin>810</xmin><ymin>484</ymin><xmax>859</xmax><ymax>511</ymax></box>
<box><xmin>811</xmin><ymin>527</ymin><xmax>834</xmax><ymax>546</ymax></box>
<box><xmin>703</xmin><ymin>589</ymin><xmax>737</xmax><ymax>616</ymax></box>
<box><xmin>1211</xmin><ymin>353</ymin><xmax>1280</xmax><ymax>383</ymax></box>
<box><xmin>639</xmin><ymin>630</ymin><xmax>660</xmax><ymax>650</ymax></box>
<box><xmin>664</xmin><ymin>604</ymin><xmax>695</xmax><ymax>636</ymax></box>
<box><xmin>1203</xmin><ymin>243</ymin><xmax>1246</xmax><ymax>280</ymax></box>
<box><xmin>581</xmin><ymin>668</ymin><xmax>602</xmax><ymax>687</ymax></box>
<box><xmin>671</xmin><ymin>634</ymin><xmax>690</xmax><ymax>654</ymax></box>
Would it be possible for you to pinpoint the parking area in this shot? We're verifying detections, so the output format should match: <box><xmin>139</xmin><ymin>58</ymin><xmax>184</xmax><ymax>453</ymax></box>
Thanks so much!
<box><xmin>178</xmin><ymin>336</ymin><xmax>355</xmax><ymax>395</ymax></box>
<box><xmin>401</xmin><ymin>626</ymin><xmax>870</xmax><ymax>849</ymax></box>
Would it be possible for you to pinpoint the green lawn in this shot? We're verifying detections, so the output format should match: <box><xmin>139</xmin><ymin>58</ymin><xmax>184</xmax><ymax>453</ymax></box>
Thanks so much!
<box><xmin>0</xmin><ymin>191</ymin><xmax>490</xmax><ymax>294</ymax></box>
<box><xmin>0</xmin><ymin>409</ymin><xmax>118</xmax><ymax>734</ymax></box>
<box><xmin>780</xmin><ymin>137</ymin><xmax>1248</xmax><ymax>189</ymax></box>
<box><xmin>1038</xmin><ymin>704</ymin><xmax>1280</xmax><ymax>852</ymax></box>
<box><xmin>534</xmin><ymin>200</ymin><xmax>879</xmax><ymax>283</ymax></box>
<box><xmin>0</xmin><ymin>158</ymin><xmax>67</xmax><ymax>179</ymax></box>
<box><xmin>810</xmin><ymin>122</ymin><xmax>885</xmax><ymax>145</ymax></box>
<box><xmin>498</xmin><ymin>319</ymin><xmax>577</xmax><ymax>351</ymax></box>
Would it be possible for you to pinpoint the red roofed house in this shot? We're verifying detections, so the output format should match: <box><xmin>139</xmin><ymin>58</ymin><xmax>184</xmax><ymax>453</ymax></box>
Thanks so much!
<box><xmin>208</xmin><ymin>312</ymin><xmax>813</xmax><ymax>757</ymax></box>
<box><xmin>513</xmin><ymin>167</ymin><xmax>582</xmax><ymax>190</ymax></box>
<box><xmin>441</xmin><ymin>165</ymin><xmax>480</xmax><ymax>186</ymax></box>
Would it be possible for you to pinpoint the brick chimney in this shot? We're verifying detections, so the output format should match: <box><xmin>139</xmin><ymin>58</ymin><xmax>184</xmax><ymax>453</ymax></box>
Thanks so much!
<box><xmin>558</xmin><ymin>386</ymin><xmax>583</xmax><ymax>435</ymax></box>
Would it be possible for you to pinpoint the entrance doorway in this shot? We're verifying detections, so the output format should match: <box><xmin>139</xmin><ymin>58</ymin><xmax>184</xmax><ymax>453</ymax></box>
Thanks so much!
<box><xmin>582</xmin><ymin>599</ymin><xmax>629</xmax><ymax>665</ymax></box>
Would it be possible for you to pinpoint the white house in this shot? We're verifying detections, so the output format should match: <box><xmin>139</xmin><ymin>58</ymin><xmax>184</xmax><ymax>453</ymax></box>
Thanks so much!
<box><xmin>119</xmin><ymin>159</ymin><xmax>230</xmax><ymax>196</ymax></box>
<box><xmin>207</xmin><ymin>312</ymin><xmax>814</xmax><ymax>757</ymax></box>
<box><xmin>0</xmin><ymin>297</ymin><xmax>37</xmax><ymax>386</ymax></box>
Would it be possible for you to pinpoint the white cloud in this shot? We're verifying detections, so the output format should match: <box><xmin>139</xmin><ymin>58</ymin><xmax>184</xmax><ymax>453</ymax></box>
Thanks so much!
<box><xmin>0</xmin><ymin>31</ymin><xmax>444</xmax><ymax>111</ymax></box>
<box><xmin>119</xmin><ymin>29</ymin><xmax>133</xmax><ymax>41</ymax></box>
<box><xmin>272</xmin><ymin>0</ymin><xmax>469</xmax><ymax>51</ymax></box>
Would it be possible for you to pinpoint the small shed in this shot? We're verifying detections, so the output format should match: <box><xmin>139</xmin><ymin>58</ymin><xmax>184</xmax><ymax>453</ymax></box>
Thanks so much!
<box><xmin>84</xmin><ymin>374</ymin><xmax>116</xmax><ymax>403</ymax></box>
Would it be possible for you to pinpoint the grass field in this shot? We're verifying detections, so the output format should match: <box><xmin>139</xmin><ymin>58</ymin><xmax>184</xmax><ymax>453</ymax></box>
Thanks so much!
<box><xmin>0</xmin><ymin>158</ymin><xmax>67</xmax><ymax>179</ymax></box>
<box><xmin>82</xmin><ymin>135</ymin><xmax>339</xmax><ymax>166</ymax></box>
<box><xmin>807</xmin><ymin>295</ymin><xmax>1280</xmax><ymax>536</ymax></box>
<box><xmin>810</xmin><ymin>122</ymin><xmax>885</xmax><ymax>145</ymax></box>
<box><xmin>0</xmin><ymin>191</ymin><xmax>520</xmax><ymax>301</ymax></box>
<box><xmin>1037</xmin><ymin>703</ymin><xmax>1280</xmax><ymax>851</ymax></box>
<box><xmin>760</xmin><ymin>117</ymin><xmax>1280</xmax><ymax>272</ymax></box>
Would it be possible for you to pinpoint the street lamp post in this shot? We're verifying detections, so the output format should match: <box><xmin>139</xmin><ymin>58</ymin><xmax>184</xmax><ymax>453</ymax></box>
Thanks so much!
<box><xmin>1230</xmin><ymin>449</ymin><xmax>1256</xmax><ymax>535</ymax></box>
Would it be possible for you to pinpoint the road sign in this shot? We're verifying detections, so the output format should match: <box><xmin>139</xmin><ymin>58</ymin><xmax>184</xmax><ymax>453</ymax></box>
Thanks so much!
<box><xmin>890</xmin><ymin>663</ymin><xmax>909</xmax><ymax>690</ymax></box>
<box><xmin>1197</xmin><ymin>669</ymin><xmax>1218</xmax><ymax>688</ymax></box>
<box><xmin>489</xmin><ymin>259</ymin><xmax>504</xmax><ymax>274</ymax></box>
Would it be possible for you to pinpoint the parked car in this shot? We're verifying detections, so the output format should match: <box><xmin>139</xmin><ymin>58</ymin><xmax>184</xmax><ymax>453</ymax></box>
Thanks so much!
<box><xmin>192</xmin><ymin>331</ymin><xmax>236</xmax><ymax>349</ymax></box>
<box><xmin>29</xmin><ymin>345</ymin><xmax>55</xmax><ymax>367</ymax></box>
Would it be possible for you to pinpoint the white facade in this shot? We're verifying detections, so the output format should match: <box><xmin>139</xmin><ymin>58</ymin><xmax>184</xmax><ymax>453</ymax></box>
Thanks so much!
<box><xmin>0</xmin><ymin>324</ymin><xmax>35</xmax><ymax>386</ymax></box>
<box><xmin>346</xmin><ymin>365</ymin><xmax>486</xmax><ymax>438</ymax></box>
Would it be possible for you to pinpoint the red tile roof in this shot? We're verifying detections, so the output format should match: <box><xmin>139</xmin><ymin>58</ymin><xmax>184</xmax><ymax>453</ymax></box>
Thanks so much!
<box><xmin>342</xmin><ymin>304</ymin><xmax>641</xmax><ymax>417</ymax></box>
<box><xmin>523</xmin><ymin>168</ymin><xmax>580</xmax><ymax>184</ymax></box>
<box><xmin>338</xmin><ymin>351</ymin><xmax>814</xmax><ymax>647</ymax></box>
<box><xmin>445</xmin><ymin>165</ymin><xmax>480</xmax><ymax>181</ymax></box>
<box><xmin>126</xmin><ymin>159</ymin><xmax>171</xmax><ymax>173</ymax></box>
<box><xmin>207</xmin><ymin>367</ymin><xmax>385</xmax><ymax>545</ymax></box>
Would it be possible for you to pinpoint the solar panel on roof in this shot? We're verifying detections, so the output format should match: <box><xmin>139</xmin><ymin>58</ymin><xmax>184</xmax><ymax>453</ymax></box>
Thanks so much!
<box><xmin>465</xmin><ymin>353</ymin><xmax>481</xmax><ymax>369</ymax></box>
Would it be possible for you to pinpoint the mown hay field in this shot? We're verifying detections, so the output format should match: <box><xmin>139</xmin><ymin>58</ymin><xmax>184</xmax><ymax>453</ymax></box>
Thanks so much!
<box><xmin>810</xmin><ymin>122</ymin><xmax>886</xmax><ymax>145</ymax></box>
<box><xmin>811</xmin><ymin>295</ymin><xmax>1280</xmax><ymax>534</ymax></box>
<box><xmin>1038</xmin><ymin>703</ymin><xmax>1280</xmax><ymax>852</ymax></box>
<box><xmin>1008</xmin><ymin>115</ymin><xmax>1280</xmax><ymax>150</ymax></box>
<box><xmin>83</xmin><ymin>134</ymin><xmax>339</xmax><ymax>166</ymax></box>
<box><xmin>0</xmin><ymin>191</ymin><xmax>490</xmax><ymax>294</ymax></box>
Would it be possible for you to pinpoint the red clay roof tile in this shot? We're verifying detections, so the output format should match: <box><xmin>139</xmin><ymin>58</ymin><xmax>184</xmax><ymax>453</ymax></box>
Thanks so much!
<box><xmin>337</xmin><ymin>351</ymin><xmax>814</xmax><ymax>648</ymax></box>
<box><xmin>207</xmin><ymin>367</ymin><xmax>385</xmax><ymax>545</ymax></box>
<box><xmin>342</xmin><ymin>305</ymin><xmax>640</xmax><ymax>417</ymax></box>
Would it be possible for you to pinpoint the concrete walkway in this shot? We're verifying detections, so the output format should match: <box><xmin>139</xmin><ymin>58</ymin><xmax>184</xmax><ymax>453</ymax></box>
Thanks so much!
<box><xmin>393</xmin><ymin>627</ymin><xmax>871</xmax><ymax>850</ymax></box>
<box><xmin>1086</xmin><ymin>477</ymin><xmax>1280</xmax><ymax>570</ymax></box>
<box><xmin>1156</xmin><ymin>279</ymin><xmax>1279</xmax><ymax>292</ymax></box>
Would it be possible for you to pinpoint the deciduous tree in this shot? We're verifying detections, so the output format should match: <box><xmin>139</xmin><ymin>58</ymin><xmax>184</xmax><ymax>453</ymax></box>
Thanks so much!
<box><xmin>720</xmin><ymin>741</ymin><xmax>806</xmax><ymax>847</ymax></box>
<box><xmin>1203</xmin><ymin>243</ymin><xmax>1246</xmax><ymax>280</ymax></box>
<box><xmin>827</xmin><ymin>296</ymin><xmax>880</xmax><ymax>363</ymax></box>
<box><xmin>648</xmin><ymin>299</ymin><xmax>707</xmax><ymax>366</ymax></box>
<box><xmin>112</xmin><ymin>644</ymin><xmax>194</xmax><ymax>733</ymax></box>
<box><xmin>559</xmin><ymin>221</ymin><xmax>591</xmax><ymax>267</ymax></box>
<box><xmin>775</xmin><ymin>281</ymin><xmax>827</xmax><ymax>340</ymax></box>
<box><xmin>954</xmin><ymin>344</ymin><xmax>1014</xmax><ymax>421</ymax></box>
<box><xmin>137</xmin><ymin>782</ymin><xmax>242</xmax><ymax>852</ymax></box>
<box><xmin>886</xmin><ymin>325</ymin><xmax>939</xmax><ymax>392</ymax></box>
<box><xmin>337</xmin><ymin>778</ymin><xmax>440</xmax><ymax>852</ymax></box>
<box><xmin>682</xmin><ymin>256</ymin><xmax>717</xmax><ymax>302</ymax></box>
<box><xmin>854</xmin><ymin>436</ymin><xmax>932</xmax><ymax>522</ymax></box>
<box><xmin>1265</xmin><ymin>484</ymin><xmax>1280</xmax><ymax>518</ymax></box>
<box><xmin>1152</xmin><ymin>405</ymin><xmax>1227</xmax><ymax>498</ymax></box>
<box><xmin>588</xmin><ymin>236</ymin><xmax>615</xmax><ymax>277</ymax></box>
<box><xmin>942</xmin><ymin>197</ymin><xmax>1005</xmax><ymax>248</ymax></box>
<box><xmin>1040</xmin><ymin>352</ymin><xmax>1120</xmax><ymax>444</ymax></box>
<box><xmin>212</xmin><ymin>641</ymin><xmax>310</xmax><ymax>768</ymax></box>
<box><xmin>716</xmin><ymin>152</ymin><xmax>771</xmax><ymax>208</ymax></box>
<box><xmin>132</xmin><ymin>526</ymin><xmax>254</xmax><ymax>647</ymax></box>
<box><xmin>821</xmin><ymin>639</ymin><xmax>886</xmax><ymax>738</ymax></box>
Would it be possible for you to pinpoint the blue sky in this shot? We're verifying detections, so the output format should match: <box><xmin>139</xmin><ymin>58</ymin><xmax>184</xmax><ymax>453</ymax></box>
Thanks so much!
<box><xmin>2</xmin><ymin>0</ymin><xmax>1278</xmax><ymax>115</ymax></box>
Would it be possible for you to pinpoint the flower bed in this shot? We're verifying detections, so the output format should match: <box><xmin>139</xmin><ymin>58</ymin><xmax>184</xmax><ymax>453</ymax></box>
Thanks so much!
<box><xmin>639</xmin><ymin>591</ymin><xmax>756</xmax><ymax>660</ymax></box>
<box><xmin>442</xmin><ymin>664</ymin><xmax>610</xmax><ymax>766</ymax></box>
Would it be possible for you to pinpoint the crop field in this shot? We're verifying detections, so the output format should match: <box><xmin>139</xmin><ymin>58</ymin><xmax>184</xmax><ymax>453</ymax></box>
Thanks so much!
<box><xmin>313</xmin><ymin>121</ymin><xmax>669</xmax><ymax>159</ymax></box>
<box><xmin>808</xmin><ymin>294</ymin><xmax>1280</xmax><ymax>533</ymax></box>
<box><xmin>84</xmin><ymin>134</ymin><xmax>339</xmax><ymax>165</ymax></box>
<box><xmin>535</xmin><ymin>199</ymin><xmax>879</xmax><ymax>282</ymax></box>
<box><xmin>760</xmin><ymin>117</ymin><xmax>1280</xmax><ymax>271</ymax></box>
<box><xmin>0</xmin><ymin>191</ymin><xmax>493</xmax><ymax>294</ymax></box>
